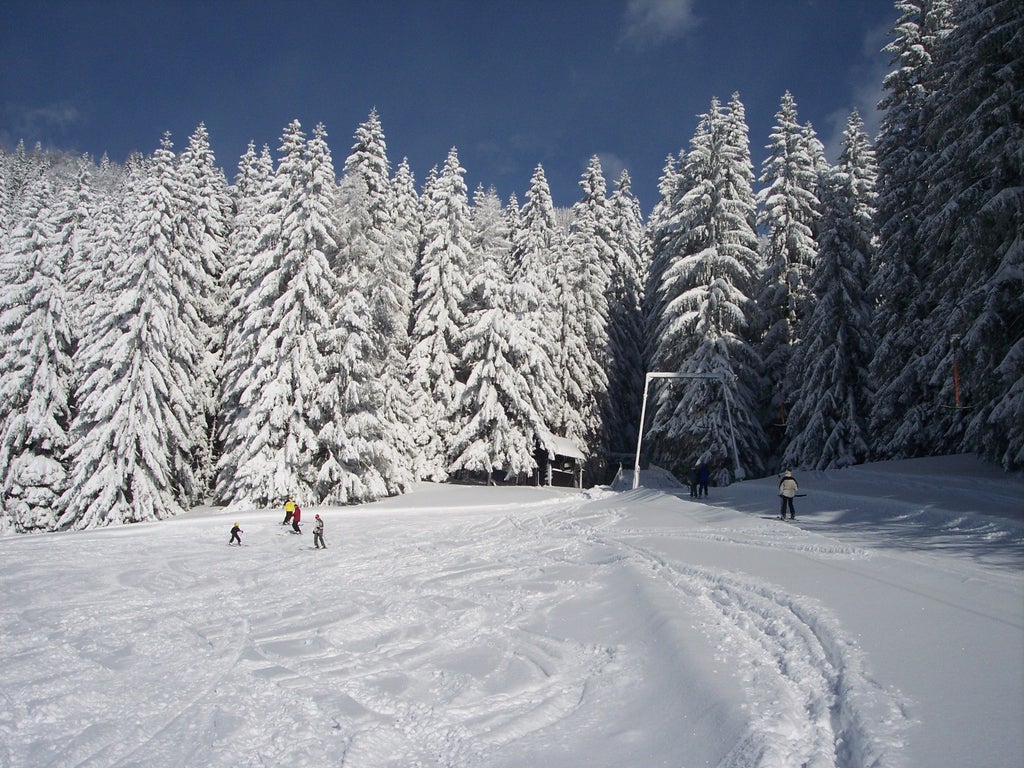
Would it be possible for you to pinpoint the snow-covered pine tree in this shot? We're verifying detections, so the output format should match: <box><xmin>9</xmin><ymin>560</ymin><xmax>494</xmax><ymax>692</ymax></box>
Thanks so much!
<box><xmin>649</xmin><ymin>95</ymin><xmax>766</xmax><ymax>482</ymax></box>
<box><xmin>215</xmin><ymin>141</ymin><xmax>274</xmax><ymax>498</ymax></box>
<box><xmin>605</xmin><ymin>170</ymin><xmax>647</xmax><ymax>455</ymax></box>
<box><xmin>52</xmin><ymin>157</ymin><xmax>96</xmax><ymax>341</ymax></box>
<box><xmin>643</xmin><ymin>153</ymin><xmax>685</xmax><ymax>375</ymax></box>
<box><xmin>508</xmin><ymin>164</ymin><xmax>562</xmax><ymax>428</ymax></box>
<box><xmin>407</xmin><ymin>147</ymin><xmax>472</xmax><ymax>481</ymax></box>
<box><xmin>321</xmin><ymin>121</ymin><xmax>408</xmax><ymax>503</ymax></box>
<box><xmin>217</xmin><ymin>121</ymin><xmax>342</xmax><ymax>508</ymax></box>
<box><xmin>502</xmin><ymin>193</ymin><xmax>522</xmax><ymax>278</ymax></box>
<box><xmin>783</xmin><ymin>112</ymin><xmax>877</xmax><ymax>470</ymax></box>
<box><xmin>914</xmin><ymin>0</ymin><xmax>1024</xmax><ymax>468</ymax></box>
<box><xmin>0</xmin><ymin>172</ymin><xmax>74</xmax><ymax>533</ymax></box>
<box><xmin>449</xmin><ymin>216</ymin><xmax>555</xmax><ymax>483</ymax></box>
<box><xmin>467</xmin><ymin>185</ymin><xmax>511</xmax><ymax>312</ymax></box>
<box><xmin>869</xmin><ymin>0</ymin><xmax>956</xmax><ymax>460</ymax></box>
<box><xmin>556</xmin><ymin>156</ymin><xmax>613</xmax><ymax>456</ymax></box>
<box><xmin>372</xmin><ymin>156</ymin><xmax>420</xmax><ymax>483</ymax></box>
<box><xmin>61</xmin><ymin>135</ymin><xmax>204</xmax><ymax>528</ymax></box>
<box><xmin>756</xmin><ymin>92</ymin><xmax>821</xmax><ymax>434</ymax></box>
<box><xmin>177</xmin><ymin>123</ymin><xmax>231</xmax><ymax>497</ymax></box>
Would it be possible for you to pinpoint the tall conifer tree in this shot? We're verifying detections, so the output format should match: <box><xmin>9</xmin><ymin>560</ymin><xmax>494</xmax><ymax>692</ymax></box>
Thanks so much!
<box><xmin>784</xmin><ymin>113</ymin><xmax>877</xmax><ymax>470</ymax></box>
<box><xmin>217</xmin><ymin>121</ymin><xmax>342</xmax><ymax>507</ymax></box>
<box><xmin>0</xmin><ymin>173</ymin><xmax>73</xmax><ymax>532</ymax></box>
<box><xmin>649</xmin><ymin>96</ymin><xmax>766</xmax><ymax>481</ymax></box>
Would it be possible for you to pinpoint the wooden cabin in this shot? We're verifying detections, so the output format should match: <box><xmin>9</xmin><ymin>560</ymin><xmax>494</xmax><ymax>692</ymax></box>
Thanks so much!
<box><xmin>534</xmin><ymin>435</ymin><xmax>586</xmax><ymax>488</ymax></box>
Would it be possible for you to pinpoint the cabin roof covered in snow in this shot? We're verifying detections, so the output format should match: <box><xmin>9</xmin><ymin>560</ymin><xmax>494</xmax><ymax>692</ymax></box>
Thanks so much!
<box><xmin>549</xmin><ymin>435</ymin><xmax>586</xmax><ymax>460</ymax></box>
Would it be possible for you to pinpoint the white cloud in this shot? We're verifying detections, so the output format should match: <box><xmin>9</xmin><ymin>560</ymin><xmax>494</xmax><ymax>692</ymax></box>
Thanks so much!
<box><xmin>1</xmin><ymin>102</ymin><xmax>82</xmax><ymax>150</ymax></box>
<box><xmin>595</xmin><ymin>152</ymin><xmax>627</xmax><ymax>183</ymax></box>
<box><xmin>620</xmin><ymin>0</ymin><xmax>698</xmax><ymax>49</ymax></box>
<box><xmin>822</xmin><ymin>21</ymin><xmax>891</xmax><ymax>161</ymax></box>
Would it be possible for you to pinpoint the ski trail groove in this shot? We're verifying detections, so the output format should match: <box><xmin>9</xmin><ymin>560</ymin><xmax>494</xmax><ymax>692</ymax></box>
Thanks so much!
<box><xmin>550</xmin><ymin>503</ymin><xmax>909</xmax><ymax>768</ymax></box>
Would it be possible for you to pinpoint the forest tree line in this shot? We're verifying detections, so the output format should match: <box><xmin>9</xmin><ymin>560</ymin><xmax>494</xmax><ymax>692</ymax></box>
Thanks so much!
<box><xmin>0</xmin><ymin>0</ymin><xmax>1020</xmax><ymax>533</ymax></box>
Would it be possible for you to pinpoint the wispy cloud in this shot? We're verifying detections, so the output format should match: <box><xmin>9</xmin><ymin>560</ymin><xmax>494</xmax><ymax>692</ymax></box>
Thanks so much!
<box><xmin>1</xmin><ymin>102</ymin><xmax>82</xmax><ymax>150</ymax></box>
<box><xmin>822</xmin><ymin>21</ymin><xmax>891</xmax><ymax>160</ymax></box>
<box><xmin>619</xmin><ymin>0</ymin><xmax>698</xmax><ymax>49</ymax></box>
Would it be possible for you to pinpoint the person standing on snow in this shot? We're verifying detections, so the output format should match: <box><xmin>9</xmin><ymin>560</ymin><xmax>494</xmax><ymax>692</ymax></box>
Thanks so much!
<box><xmin>686</xmin><ymin>467</ymin><xmax>699</xmax><ymax>498</ymax></box>
<box><xmin>313</xmin><ymin>514</ymin><xmax>326</xmax><ymax>549</ymax></box>
<box><xmin>697</xmin><ymin>464</ymin><xmax>710</xmax><ymax>498</ymax></box>
<box><xmin>282</xmin><ymin>497</ymin><xmax>296</xmax><ymax>526</ymax></box>
<box><xmin>229</xmin><ymin>522</ymin><xmax>243</xmax><ymax>546</ymax></box>
<box><xmin>779</xmin><ymin>469</ymin><xmax>799</xmax><ymax>520</ymax></box>
<box><xmin>291</xmin><ymin>505</ymin><xmax>302</xmax><ymax>534</ymax></box>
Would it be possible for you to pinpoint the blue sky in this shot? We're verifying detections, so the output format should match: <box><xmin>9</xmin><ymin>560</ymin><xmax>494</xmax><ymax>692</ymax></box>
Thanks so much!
<box><xmin>1</xmin><ymin>0</ymin><xmax>898</xmax><ymax>211</ymax></box>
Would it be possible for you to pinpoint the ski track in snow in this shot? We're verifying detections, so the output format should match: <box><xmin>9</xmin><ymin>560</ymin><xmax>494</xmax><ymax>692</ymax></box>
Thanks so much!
<box><xmin>1</xmin><ymin>484</ymin><xmax>956</xmax><ymax>768</ymax></box>
<box><xmin>538</xmin><ymin>501</ymin><xmax>907</xmax><ymax>768</ymax></box>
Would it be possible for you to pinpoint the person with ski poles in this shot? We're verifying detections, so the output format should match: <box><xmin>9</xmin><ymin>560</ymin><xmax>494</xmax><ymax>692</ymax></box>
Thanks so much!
<box><xmin>779</xmin><ymin>469</ymin><xmax>799</xmax><ymax>520</ymax></box>
<box><xmin>313</xmin><ymin>514</ymin><xmax>326</xmax><ymax>549</ymax></box>
<box><xmin>229</xmin><ymin>522</ymin><xmax>243</xmax><ymax>546</ymax></box>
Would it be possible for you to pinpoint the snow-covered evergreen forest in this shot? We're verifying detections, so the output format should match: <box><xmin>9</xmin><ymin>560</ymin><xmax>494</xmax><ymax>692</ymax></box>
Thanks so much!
<box><xmin>0</xmin><ymin>0</ymin><xmax>1020</xmax><ymax>533</ymax></box>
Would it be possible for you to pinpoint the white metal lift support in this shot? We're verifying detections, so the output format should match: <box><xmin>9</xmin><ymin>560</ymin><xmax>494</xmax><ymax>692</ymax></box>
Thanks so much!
<box><xmin>631</xmin><ymin>372</ymin><xmax>743</xmax><ymax>490</ymax></box>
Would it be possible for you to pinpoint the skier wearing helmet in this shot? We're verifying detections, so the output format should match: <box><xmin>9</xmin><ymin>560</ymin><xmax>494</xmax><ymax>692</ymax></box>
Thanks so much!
<box><xmin>229</xmin><ymin>522</ymin><xmax>243</xmax><ymax>546</ymax></box>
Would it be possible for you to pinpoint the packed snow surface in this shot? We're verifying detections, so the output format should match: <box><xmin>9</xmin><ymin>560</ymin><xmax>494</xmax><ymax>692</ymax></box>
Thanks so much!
<box><xmin>1</xmin><ymin>455</ymin><xmax>1021</xmax><ymax>767</ymax></box>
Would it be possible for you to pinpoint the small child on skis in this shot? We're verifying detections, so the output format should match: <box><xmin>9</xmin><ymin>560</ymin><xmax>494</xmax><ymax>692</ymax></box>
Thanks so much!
<box><xmin>229</xmin><ymin>522</ymin><xmax>243</xmax><ymax>546</ymax></box>
<box><xmin>291</xmin><ymin>506</ymin><xmax>302</xmax><ymax>534</ymax></box>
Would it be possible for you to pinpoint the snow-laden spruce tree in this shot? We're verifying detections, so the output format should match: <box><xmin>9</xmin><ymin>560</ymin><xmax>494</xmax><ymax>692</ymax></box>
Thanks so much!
<box><xmin>869</xmin><ymin>0</ymin><xmax>956</xmax><ymax>459</ymax></box>
<box><xmin>52</xmin><ymin>157</ymin><xmax>96</xmax><ymax>343</ymax></box>
<box><xmin>0</xmin><ymin>172</ymin><xmax>74</xmax><ymax>533</ymax></box>
<box><xmin>450</xmin><ymin>190</ymin><xmax>555</xmax><ymax>482</ymax></box>
<box><xmin>508</xmin><ymin>164</ymin><xmax>562</xmax><ymax>427</ymax></box>
<box><xmin>215</xmin><ymin>142</ymin><xmax>275</xmax><ymax>498</ymax></box>
<box><xmin>333</xmin><ymin>114</ymin><xmax>416</xmax><ymax>493</ymax></box>
<box><xmin>502</xmin><ymin>193</ymin><xmax>521</xmax><ymax>277</ymax></box>
<box><xmin>466</xmin><ymin>185</ymin><xmax>511</xmax><ymax>312</ymax></box>
<box><xmin>319</xmin><ymin>123</ymin><xmax>409</xmax><ymax>504</ymax></box>
<box><xmin>370</xmin><ymin>157</ymin><xmax>421</xmax><ymax>483</ymax></box>
<box><xmin>756</xmin><ymin>92</ymin><xmax>822</xmax><ymax>429</ymax></box>
<box><xmin>177</xmin><ymin>123</ymin><xmax>231</xmax><ymax>497</ymax></box>
<box><xmin>407</xmin><ymin>147</ymin><xmax>472</xmax><ymax>481</ymax></box>
<box><xmin>648</xmin><ymin>95</ymin><xmax>766</xmax><ymax>482</ymax></box>
<box><xmin>217</xmin><ymin>121</ymin><xmax>342</xmax><ymax>508</ymax></box>
<box><xmin>555</xmin><ymin>156</ymin><xmax>613</xmax><ymax>455</ymax></box>
<box><xmin>913</xmin><ymin>0</ymin><xmax>1024</xmax><ymax>468</ymax></box>
<box><xmin>643</xmin><ymin>153</ymin><xmax>685</xmax><ymax>373</ymax></box>
<box><xmin>61</xmin><ymin>135</ymin><xmax>205</xmax><ymax>528</ymax></box>
<box><xmin>783</xmin><ymin>112</ymin><xmax>877</xmax><ymax>470</ymax></box>
<box><xmin>605</xmin><ymin>169</ymin><xmax>647</xmax><ymax>455</ymax></box>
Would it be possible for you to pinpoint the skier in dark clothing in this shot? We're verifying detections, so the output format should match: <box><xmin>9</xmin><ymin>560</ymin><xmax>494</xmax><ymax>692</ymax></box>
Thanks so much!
<box><xmin>313</xmin><ymin>514</ymin><xmax>325</xmax><ymax>549</ymax></box>
<box><xmin>291</xmin><ymin>506</ymin><xmax>302</xmax><ymax>534</ymax></box>
<box><xmin>779</xmin><ymin>469</ymin><xmax>799</xmax><ymax>519</ymax></box>
<box><xmin>697</xmin><ymin>464</ymin><xmax>710</xmax><ymax>498</ymax></box>
<box><xmin>686</xmin><ymin>467</ymin><xmax>699</xmax><ymax>498</ymax></box>
<box><xmin>229</xmin><ymin>522</ymin><xmax>243</xmax><ymax>546</ymax></box>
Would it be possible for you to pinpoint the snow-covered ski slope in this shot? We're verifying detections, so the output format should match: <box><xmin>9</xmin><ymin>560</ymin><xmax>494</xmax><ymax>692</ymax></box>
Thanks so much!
<box><xmin>1</xmin><ymin>455</ymin><xmax>1021</xmax><ymax>768</ymax></box>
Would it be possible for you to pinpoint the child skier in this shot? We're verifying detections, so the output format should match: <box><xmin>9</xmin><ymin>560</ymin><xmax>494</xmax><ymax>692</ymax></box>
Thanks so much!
<box><xmin>291</xmin><ymin>506</ymin><xmax>302</xmax><ymax>534</ymax></box>
<box><xmin>313</xmin><ymin>514</ymin><xmax>325</xmax><ymax>549</ymax></box>
<box><xmin>229</xmin><ymin>522</ymin><xmax>243</xmax><ymax>546</ymax></box>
